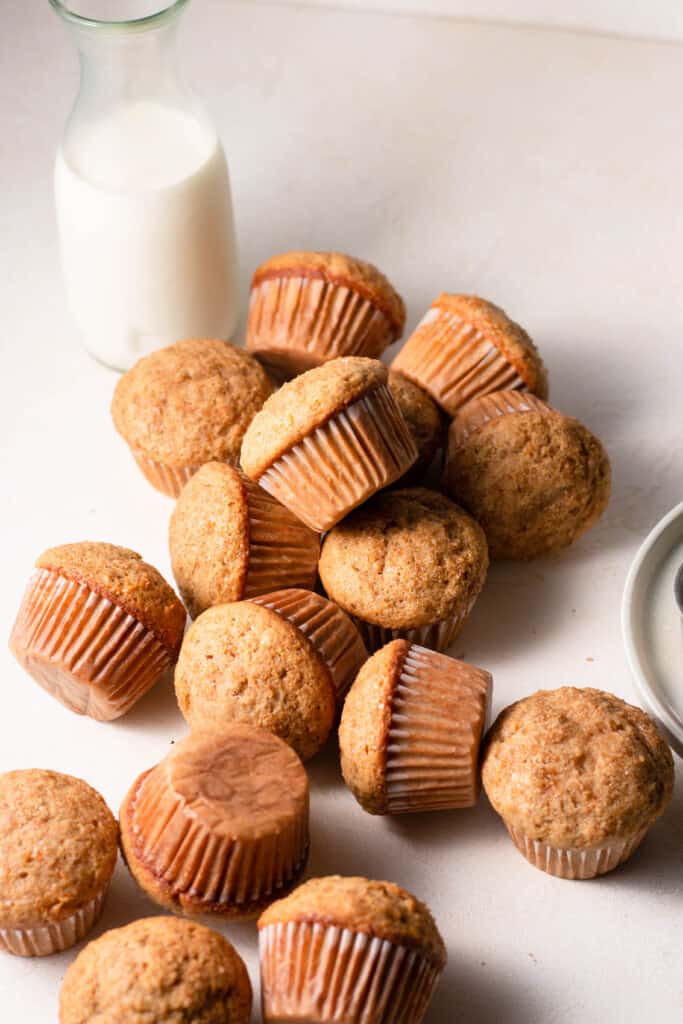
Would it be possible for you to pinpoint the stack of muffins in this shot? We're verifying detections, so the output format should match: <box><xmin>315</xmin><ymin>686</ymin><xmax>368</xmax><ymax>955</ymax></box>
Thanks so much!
<box><xmin>3</xmin><ymin>250</ymin><xmax>675</xmax><ymax>1024</ymax></box>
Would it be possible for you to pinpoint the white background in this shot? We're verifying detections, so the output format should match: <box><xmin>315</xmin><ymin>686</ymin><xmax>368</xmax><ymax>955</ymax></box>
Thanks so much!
<box><xmin>1</xmin><ymin>1</ymin><xmax>682</xmax><ymax>1021</ymax></box>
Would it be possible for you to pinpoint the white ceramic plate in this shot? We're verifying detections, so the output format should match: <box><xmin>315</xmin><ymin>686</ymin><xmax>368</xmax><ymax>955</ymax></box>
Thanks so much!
<box><xmin>622</xmin><ymin>501</ymin><xmax>683</xmax><ymax>756</ymax></box>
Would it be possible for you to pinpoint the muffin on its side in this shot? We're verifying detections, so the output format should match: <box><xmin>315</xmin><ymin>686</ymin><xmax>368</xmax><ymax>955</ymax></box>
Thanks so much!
<box><xmin>0</xmin><ymin>770</ymin><xmax>118</xmax><ymax>957</ymax></box>
<box><xmin>319</xmin><ymin>487</ymin><xmax>488</xmax><ymax>652</ymax></box>
<box><xmin>388</xmin><ymin>371</ymin><xmax>445</xmax><ymax>482</ymax></box>
<box><xmin>340</xmin><ymin>640</ymin><xmax>492</xmax><ymax>814</ymax></box>
<box><xmin>111</xmin><ymin>337</ymin><xmax>274</xmax><ymax>497</ymax></box>
<box><xmin>59</xmin><ymin>917</ymin><xmax>252</xmax><ymax>1024</ymax></box>
<box><xmin>247</xmin><ymin>251</ymin><xmax>405</xmax><ymax>380</ymax></box>
<box><xmin>10</xmin><ymin>542</ymin><xmax>186</xmax><ymax>721</ymax></box>
<box><xmin>258</xmin><ymin>875</ymin><xmax>446</xmax><ymax>1024</ymax></box>
<box><xmin>174</xmin><ymin>591</ymin><xmax>366</xmax><ymax>761</ymax></box>
<box><xmin>240</xmin><ymin>357</ymin><xmax>417</xmax><ymax>532</ymax></box>
<box><xmin>169</xmin><ymin>462</ymin><xmax>320</xmax><ymax>619</ymax></box>
<box><xmin>120</xmin><ymin>725</ymin><xmax>309</xmax><ymax>919</ymax></box>
<box><xmin>482</xmin><ymin>687</ymin><xmax>674</xmax><ymax>880</ymax></box>
<box><xmin>392</xmin><ymin>293</ymin><xmax>547</xmax><ymax>416</ymax></box>
<box><xmin>443</xmin><ymin>390</ymin><xmax>611</xmax><ymax>559</ymax></box>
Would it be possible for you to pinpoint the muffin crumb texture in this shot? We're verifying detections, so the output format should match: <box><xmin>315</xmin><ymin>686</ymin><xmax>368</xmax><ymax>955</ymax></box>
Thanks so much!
<box><xmin>59</xmin><ymin>916</ymin><xmax>252</xmax><ymax>1024</ymax></box>
<box><xmin>259</xmin><ymin>875</ymin><xmax>446</xmax><ymax>967</ymax></box>
<box><xmin>482</xmin><ymin>687</ymin><xmax>674</xmax><ymax>848</ymax></box>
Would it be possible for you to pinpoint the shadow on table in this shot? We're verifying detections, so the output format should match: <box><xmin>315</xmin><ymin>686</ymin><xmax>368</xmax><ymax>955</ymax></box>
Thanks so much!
<box><xmin>427</xmin><ymin>959</ymin><xmax>542</xmax><ymax>1024</ymax></box>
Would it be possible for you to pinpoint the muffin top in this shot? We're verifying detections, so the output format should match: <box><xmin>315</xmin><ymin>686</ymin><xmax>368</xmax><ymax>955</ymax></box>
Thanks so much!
<box><xmin>388</xmin><ymin>372</ymin><xmax>443</xmax><ymax>471</ymax></box>
<box><xmin>432</xmin><ymin>294</ymin><xmax>548</xmax><ymax>398</ymax></box>
<box><xmin>319</xmin><ymin>488</ymin><xmax>489</xmax><ymax>628</ymax></box>
<box><xmin>444</xmin><ymin>394</ymin><xmax>611</xmax><ymax>559</ymax></box>
<box><xmin>174</xmin><ymin>600</ymin><xmax>336</xmax><ymax>761</ymax></box>
<box><xmin>59</xmin><ymin>916</ymin><xmax>252</xmax><ymax>1024</ymax></box>
<box><xmin>111</xmin><ymin>338</ymin><xmax>273</xmax><ymax>467</ymax></box>
<box><xmin>258</xmin><ymin>875</ymin><xmax>446</xmax><ymax>966</ymax></box>
<box><xmin>252</xmin><ymin>251</ymin><xmax>406</xmax><ymax>336</ymax></box>
<box><xmin>0</xmin><ymin>769</ymin><xmax>118</xmax><ymax>930</ymax></box>
<box><xmin>240</xmin><ymin>357</ymin><xmax>389</xmax><ymax>478</ymax></box>
<box><xmin>128</xmin><ymin>725</ymin><xmax>308</xmax><ymax>843</ymax></box>
<box><xmin>482</xmin><ymin>687</ymin><xmax>674</xmax><ymax>848</ymax></box>
<box><xmin>36</xmin><ymin>542</ymin><xmax>186</xmax><ymax>656</ymax></box>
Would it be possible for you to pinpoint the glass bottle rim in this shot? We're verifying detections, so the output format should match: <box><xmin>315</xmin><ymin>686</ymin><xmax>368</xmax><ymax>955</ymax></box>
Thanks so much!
<box><xmin>48</xmin><ymin>0</ymin><xmax>189</xmax><ymax>31</ymax></box>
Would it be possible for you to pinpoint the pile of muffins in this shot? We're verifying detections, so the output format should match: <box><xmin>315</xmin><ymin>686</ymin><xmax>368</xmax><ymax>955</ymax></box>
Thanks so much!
<box><xmin>3</xmin><ymin>251</ymin><xmax>675</xmax><ymax>1023</ymax></box>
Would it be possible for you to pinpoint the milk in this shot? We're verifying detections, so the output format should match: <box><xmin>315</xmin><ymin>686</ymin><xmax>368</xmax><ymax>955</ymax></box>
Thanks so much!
<box><xmin>54</xmin><ymin>101</ymin><xmax>239</xmax><ymax>370</ymax></box>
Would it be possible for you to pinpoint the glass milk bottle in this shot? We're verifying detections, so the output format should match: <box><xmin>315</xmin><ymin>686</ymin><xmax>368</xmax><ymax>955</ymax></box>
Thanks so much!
<box><xmin>50</xmin><ymin>0</ymin><xmax>239</xmax><ymax>370</ymax></box>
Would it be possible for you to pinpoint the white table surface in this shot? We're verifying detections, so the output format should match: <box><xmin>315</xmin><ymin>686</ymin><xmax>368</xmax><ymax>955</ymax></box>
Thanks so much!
<box><xmin>1</xmin><ymin>2</ymin><xmax>682</xmax><ymax>1021</ymax></box>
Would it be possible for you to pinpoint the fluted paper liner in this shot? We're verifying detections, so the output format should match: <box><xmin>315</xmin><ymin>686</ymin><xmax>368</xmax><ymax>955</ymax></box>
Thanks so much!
<box><xmin>450</xmin><ymin>389</ymin><xmax>552</xmax><ymax>447</ymax></box>
<box><xmin>350</xmin><ymin>604</ymin><xmax>474</xmax><ymax>655</ymax></box>
<box><xmin>505</xmin><ymin>822</ymin><xmax>649</xmax><ymax>881</ymax></box>
<box><xmin>0</xmin><ymin>889</ymin><xmax>107</xmax><ymax>957</ymax></box>
<box><xmin>10</xmin><ymin>569</ymin><xmax>172</xmax><ymax>721</ymax></box>
<box><xmin>247</xmin><ymin>275</ymin><xmax>395</xmax><ymax>380</ymax></box>
<box><xmin>241</xmin><ymin>475</ymin><xmax>320</xmax><ymax>598</ymax></box>
<box><xmin>259</xmin><ymin>920</ymin><xmax>443</xmax><ymax>1024</ymax></box>
<box><xmin>251</xmin><ymin>588</ymin><xmax>367</xmax><ymax>702</ymax></box>
<box><xmin>392</xmin><ymin>305</ymin><xmax>527</xmax><ymax>416</ymax></box>
<box><xmin>384</xmin><ymin>644</ymin><xmax>492</xmax><ymax>813</ymax></box>
<box><xmin>132</xmin><ymin>451</ymin><xmax>206</xmax><ymax>498</ymax></box>
<box><xmin>257</xmin><ymin>385</ymin><xmax>418</xmax><ymax>532</ymax></box>
<box><xmin>123</xmin><ymin>729</ymin><xmax>309</xmax><ymax>917</ymax></box>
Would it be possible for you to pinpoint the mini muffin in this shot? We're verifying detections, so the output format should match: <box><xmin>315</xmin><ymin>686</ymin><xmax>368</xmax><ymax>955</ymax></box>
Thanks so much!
<box><xmin>112</xmin><ymin>337</ymin><xmax>274</xmax><ymax>497</ymax></box>
<box><xmin>0</xmin><ymin>770</ymin><xmax>118</xmax><ymax>956</ymax></box>
<box><xmin>388</xmin><ymin>371</ymin><xmax>445</xmax><ymax>482</ymax></box>
<box><xmin>240</xmin><ymin>357</ymin><xmax>417</xmax><ymax>532</ymax></box>
<box><xmin>319</xmin><ymin>488</ymin><xmax>488</xmax><ymax>652</ymax></box>
<box><xmin>247</xmin><ymin>250</ymin><xmax>406</xmax><ymax>380</ymax></box>
<box><xmin>482</xmin><ymin>687</ymin><xmax>674</xmax><ymax>880</ymax></box>
<box><xmin>120</xmin><ymin>725</ymin><xmax>309</xmax><ymax>918</ymax></box>
<box><xmin>340</xmin><ymin>640</ymin><xmax>492</xmax><ymax>814</ymax></box>
<box><xmin>174</xmin><ymin>591</ymin><xmax>366</xmax><ymax>760</ymax></box>
<box><xmin>259</xmin><ymin>875</ymin><xmax>446</xmax><ymax>1024</ymax></box>
<box><xmin>59</xmin><ymin>916</ymin><xmax>252</xmax><ymax>1024</ymax></box>
<box><xmin>443</xmin><ymin>390</ymin><xmax>611</xmax><ymax>559</ymax></box>
<box><xmin>10</xmin><ymin>542</ymin><xmax>186</xmax><ymax>721</ymax></box>
<box><xmin>392</xmin><ymin>294</ymin><xmax>548</xmax><ymax>416</ymax></box>
<box><xmin>169</xmin><ymin>462</ymin><xmax>320</xmax><ymax>619</ymax></box>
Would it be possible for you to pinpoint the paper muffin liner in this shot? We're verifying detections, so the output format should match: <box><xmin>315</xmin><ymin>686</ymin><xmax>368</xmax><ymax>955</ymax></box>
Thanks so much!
<box><xmin>384</xmin><ymin>644</ymin><xmax>492</xmax><ymax>813</ymax></box>
<box><xmin>247</xmin><ymin>274</ymin><xmax>395</xmax><ymax>380</ymax></box>
<box><xmin>450</xmin><ymin>389</ymin><xmax>552</xmax><ymax>447</ymax></box>
<box><xmin>504</xmin><ymin>823</ymin><xmax>649</xmax><ymax>880</ymax></box>
<box><xmin>257</xmin><ymin>385</ymin><xmax>418</xmax><ymax>532</ymax></box>
<box><xmin>10</xmin><ymin>569</ymin><xmax>172</xmax><ymax>721</ymax></box>
<box><xmin>259</xmin><ymin>920</ymin><xmax>442</xmax><ymax>1024</ymax></box>
<box><xmin>132</xmin><ymin>451</ymin><xmax>207</xmax><ymax>498</ymax></box>
<box><xmin>240</xmin><ymin>476</ymin><xmax>320</xmax><ymax>598</ymax></box>
<box><xmin>124</xmin><ymin>762</ymin><xmax>309</xmax><ymax>915</ymax></box>
<box><xmin>350</xmin><ymin>603</ymin><xmax>474</xmax><ymax>655</ymax></box>
<box><xmin>0</xmin><ymin>889</ymin><xmax>107</xmax><ymax>957</ymax></box>
<box><xmin>392</xmin><ymin>305</ymin><xmax>528</xmax><ymax>416</ymax></box>
<box><xmin>251</xmin><ymin>589</ymin><xmax>367</xmax><ymax>702</ymax></box>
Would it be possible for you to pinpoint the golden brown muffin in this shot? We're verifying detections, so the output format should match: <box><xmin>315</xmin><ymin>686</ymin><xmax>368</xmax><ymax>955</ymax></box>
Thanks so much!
<box><xmin>111</xmin><ymin>338</ymin><xmax>274</xmax><ymax>496</ymax></box>
<box><xmin>258</xmin><ymin>875</ymin><xmax>446</xmax><ymax>1023</ymax></box>
<box><xmin>10</xmin><ymin>542</ymin><xmax>186</xmax><ymax>721</ymax></box>
<box><xmin>174</xmin><ymin>594</ymin><xmax>360</xmax><ymax>761</ymax></box>
<box><xmin>0</xmin><ymin>770</ymin><xmax>118</xmax><ymax>956</ymax></box>
<box><xmin>59</xmin><ymin>916</ymin><xmax>252</xmax><ymax>1024</ymax></box>
<box><xmin>392</xmin><ymin>293</ymin><xmax>547</xmax><ymax>416</ymax></box>
<box><xmin>120</xmin><ymin>725</ymin><xmax>309</xmax><ymax>919</ymax></box>
<box><xmin>169</xmin><ymin>462</ymin><xmax>319</xmax><ymax>619</ymax></box>
<box><xmin>319</xmin><ymin>487</ymin><xmax>488</xmax><ymax>652</ymax></box>
<box><xmin>443</xmin><ymin>390</ymin><xmax>611</xmax><ymax>559</ymax></box>
<box><xmin>240</xmin><ymin>357</ymin><xmax>417</xmax><ymax>532</ymax></box>
<box><xmin>247</xmin><ymin>251</ymin><xmax>405</xmax><ymax>380</ymax></box>
<box><xmin>340</xmin><ymin>640</ymin><xmax>491</xmax><ymax>814</ymax></box>
<box><xmin>482</xmin><ymin>687</ymin><xmax>674</xmax><ymax>879</ymax></box>
<box><xmin>388</xmin><ymin>371</ymin><xmax>444</xmax><ymax>481</ymax></box>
